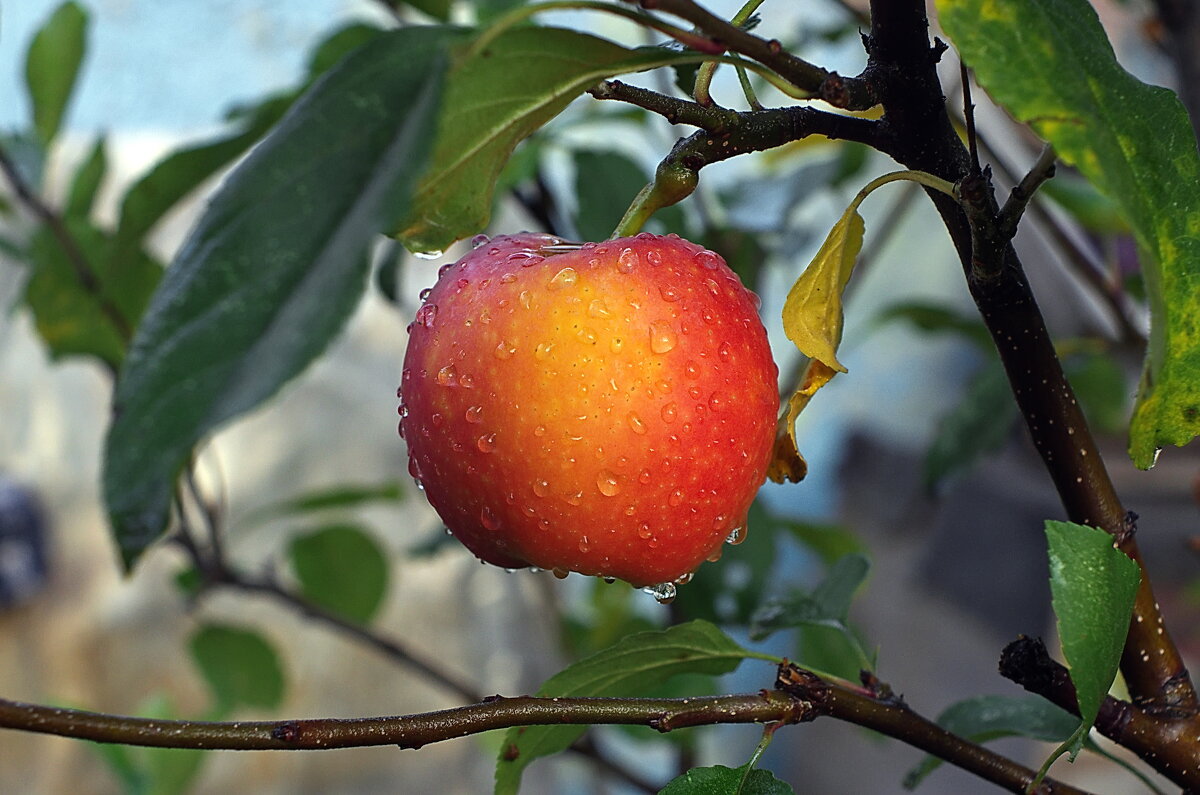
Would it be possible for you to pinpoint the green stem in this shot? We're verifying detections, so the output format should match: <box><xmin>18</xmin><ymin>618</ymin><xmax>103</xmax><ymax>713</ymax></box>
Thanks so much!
<box><xmin>847</xmin><ymin>169</ymin><xmax>957</xmax><ymax>216</ymax></box>
<box><xmin>736</xmin><ymin>724</ymin><xmax>779</xmax><ymax>793</ymax></box>
<box><xmin>693</xmin><ymin>0</ymin><xmax>770</xmax><ymax>105</ymax></box>
<box><xmin>610</xmin><ymin>158</ymin><xmax>700</xmax><ymax>238</ymax></box>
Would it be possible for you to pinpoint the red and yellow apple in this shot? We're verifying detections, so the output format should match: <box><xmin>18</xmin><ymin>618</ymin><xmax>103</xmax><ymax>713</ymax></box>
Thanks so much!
<box><xmin>398</xmin><ymin>232</ymin><xmax>778</xmax><ymax>589</ymax></box>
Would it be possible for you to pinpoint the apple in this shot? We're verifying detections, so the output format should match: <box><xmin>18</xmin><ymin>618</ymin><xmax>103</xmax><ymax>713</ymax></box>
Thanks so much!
<box><xmin>398</xmin><ymin>232</ymin><xmax>778</xmax><ymax>592</ymax></box>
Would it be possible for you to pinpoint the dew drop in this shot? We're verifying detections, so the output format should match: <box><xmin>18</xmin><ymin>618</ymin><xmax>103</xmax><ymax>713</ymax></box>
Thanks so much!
<box><xmin>687</xmin><ymin>385</ymin><xmax>702</xmax><ymax>400</ymax></box>
<box><xmin>668</xmin><ymin>489</ymin><xmax>684</xmax><ymax>507</ymax></box>
<box><xmin>431</xmin><ymin>412</ymin><xmax>444</xmax><ymax>428</ymax></box>
<box><xmin>646</xmin><ymin>249</ymin><xmax>662</xmax><ymax>266</ymax></box>
<box><xmin>465</xmin><ymin>405</ymin><xmax>484</xmax><ymax>423</ymax></box>
<box><xmin>577</xmin><ymin>327</ymin><xmax>597</xmax><ymax>344</ymax></box>
<box><xmin>695</xmin><ymin>250</ymin><xmax>721</xmax><ymax>270</ymax></box>
<box><xmin>414</xmin><ymin>249</ymin><xmax>445</xmax><ymax>260</ymax></box>
<box><xmin>534</xmin><ymin>425</ymin><xmax>547</xmax><ymax>437</ymax></box>
<box><xmin>597</xmin><ymin>471</ymin><xmax>621</xmax><ymax>497</ymax></box>
<box><xmin>455</xmin><ymin>277</ymin><xmax>469</xmax><ymax>291</ymax></box>
<box><xmin>617</xmin><ymin>247</ymin><xmax>639</xmax><ymax>273</ymax></box>
<box><xmin>685</xmin><ymin>361</ymin><xmax>700</xmax><ymax>379</ymax></box>
<box><xmin>708</xmin><ymin>392</ymin><xmax>723</xmax><ymax>411</ymax></box>
<box><xmin>533</xmin><ymin>479</ymin><xmax>551</xmax><ymax>498</ymax></box>
<box><xmin>480</xmin><ymin>506</ymin><xmax>500</xmax><ymax>530</ymax></box>
<box><xmin>418</xmin><ymin>287</ymin><xmax>433</xmax><ymax>302</ymax></box>
<box><xmin>548</xmin><ymin>267</ymin><xmax>578</xmax><ymax>290</ymax></box>
<box><xmin>707</xmin><ymin>546</ymin><xmax>724</xmax><ymax>563</ymax></box>
<box><xmin>643</xmin><ymin>582</ymin><xmax>677</xmax><ymax>604</ymax></box>
<box><xmin>500</xmin><ymin>272</ymin><xmax>518</xmax><ymax>284</ymax></box>
<box><xmin>438</xmin><ymin>263</ymin><xmax>454</xmax><ymax>278</ymax></box>
<box><xmin>565</xmin><ymin>490</ymin><xmax>584</xmax><ymax>506</ymax></box>
<box><xmin>659</xmin><ymin>285</ymin><xmax>681</xmax><ymax>302</ymax></box>
<box><xmin>477</xmin><ymin>432</ymin><xmax>497</xmax><ymax>453</ymax></box>
<box><xmin>519</xmin><ymin>290</ymin><xmax>534</xmax><ymax>310</ymax></box>
<box><xmin>436</xmin><ymin>364</ymin><xmax>458</xmax><ymax>386</ymax></box>
<box><xmin>610</xmin><ymin>337</ymin><xmax>624</xmax><ymax>353</ymax></box>
<box><xmin>638</xmin><ymin>469</ymin><xmax>652</xmax><ymax>485</ymax></box>
<box><xmin>624</xmin><ymin>505</ymin><xmax>636</xmax><ymax>516</ymax></box>
<box><xmin>459</xmin><ymin>373</ymin><xmax>475</xmax><ymax>389</ymax></box>
<box><xmin>470</xmin><ymin>233</ymin><xmax>490</xmax><ymax>248</ymax></box>
<box><xmin>674</xmin><ymin>572</ymin><xmax>694</xmax><ymax>585</ymax></box>
<box><xmin>494</xmin><ymin>340</ymin><xmax>517</xmax><ymax>360</ymax></box>
<box><xmin>627</xmin><ymin>412</ymin><xmax>647</xmax><ymax>435</ymax></box>
<box><xmin>638</xmin><ymin>523</ymin><xmax>653</xmax><ymax>539</ymax></box>
<box><xmin>704</xmin><ymin>278</ymin><xmax>721</xmax><ymax>297</ymax></box>
<box><xmin>726</xmin><ymin>525</ymin><xmax>746</xmax><ymax>545</ymax></box>
<box><xmin>650</xmin><ymin>323</ymin><xmax>677</xmax><ymax>354</ymax></box>
<box><xmin>552</xmin><ymin>567</ymin><xmax>570</xmax><ymax>580</ymax></box>
<box><xmin>588</xmin><ymin>299</ymin><xmax>612</xmax><ymax>318</ymax></box>
<box><xmin>522</xmin><ymin>504</ymin><xmax>537</xmax><ymax>518</ymax></box>
<box><xmin>535</xmin><ymin>342</ymin><xmax>554</xmax><ymax>360</ymax></box>
<box><xmin>415</xmin><ymin>303</ymin><xmax>438</xmax><ymax>328</ymax></box>
<box><xmin>661</xmin><ymin>402</ymin><xmax>678</xmax><ymax>423</ymax></box>
<box><xmin>578</xmin><ymin>536</ymin><xmax>590</xmax><ymax>553</ymax></box>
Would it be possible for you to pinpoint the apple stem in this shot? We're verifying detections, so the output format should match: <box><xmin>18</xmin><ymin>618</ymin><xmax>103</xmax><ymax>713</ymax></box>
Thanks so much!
<box><xmin>610</xmin><ymin>159</ymin><xmax>699</xmax><ymax>238</ymax></box>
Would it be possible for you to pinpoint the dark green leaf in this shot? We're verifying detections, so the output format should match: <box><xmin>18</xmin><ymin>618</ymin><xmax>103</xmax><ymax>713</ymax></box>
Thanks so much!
<box><xmin>289</xmin><ymin>524</ymin><xmax>390</xmax><ymax>624</ymax></box>
<box><xmin>65</xmin><ymin>136</ymin><xmax>106</xmax><ymax>218</ymax></box>
<box><xmin>24</xmin><ymin>219</ymin><xmax>161</xmax><ymax>368</ymax></box>
<box><xmin>189</xmin><ymin>624</ymin><xmax>285</xmax><ymax>710</ymax></box>
<box><xmin>400</xmin><ymin>0</ymin><xmax>454</xmax><ymax>22</ymax></box>
<box><xmin>750</xmin><ymin>554</ymin><xmax>869</xmax><ymax>641</ymax></box>
<box><xmin>572</xmin><ymin>150</ymin><xmax>649</xmax><ymax>242</ymax></box>
<box><xmin>903</xmin><ymin>695</ymin><xmax>1081</xmax><ymax>789</ymax></box>
<box><xmin>660</xmin><ymin>764</ymin><xmax>793</xmax><ymax>795</ymax></box>
<box><xmin>112</xmin><ymin>96</ymin><xmax>292</xmax><ymax>253</ymax></box>
<box><xmin>25</xmin><ymin>1</ymin><xmax>88</xmax><ymax>146</ymax></box>
<box><xmin>796</xmin><ymin>624</ymin><xmax>869</xmax><ymax>682</ymax></box>
<box><xmin>875</xmin><ymin>301</ymin><xmax>992</xmax><ymax>350</ymax></box>
<box><xmin>923</xmin><ymin>360</ymin><xmax>1019</xmax><ymax>489</ymax></box>
<box><xmin>936</xmin><ymin>0</ymin><xmax>1200</xmax><ymax>468</ymax></box>
<box><xmin>1045</xmin><ymin>520</ymin><xmax>1140</xmax><ymax>756</ymax></box>
<box><xmin>103</xmin><ymin>28</ymin><xmax>457</xmax><ymax>568</ymax></box>
<box><xmin>1065</xmin><ymin>352</ymin><xmax>1129</xmax><ymax>435</ymax></box>
<box><xmin>672</xmin><ymin>61</ymin><xmax>700</xmax><ymax>97</ymax></box>
<box><xmin>306</xmin><ymin>23</ymin><xmax>385</xmax><ymax>78</ymax></box>
<box><xmin>244</xmin><ymin>481</ymin><xmax>405</xmax><ymax>528</ymax></box>
<box><xmin>495</xmin><ymin>620</ymin><xmax>765</xmax><ymax>793</ymax></box>
<box><xmin>396</xmin><ymin>27</ymin><xmax>703</xmax><ymax>253</ymax></box>
<box><xmin>470</xmin><ymin>0</ymin><xmax>531</xmax><ymax>25</ymax></box>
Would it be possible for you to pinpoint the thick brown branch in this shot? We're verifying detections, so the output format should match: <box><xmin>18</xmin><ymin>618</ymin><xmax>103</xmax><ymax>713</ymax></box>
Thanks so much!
<box><xmin>627</xmin><ymin>0</ymin><xmax>875</xmax><ymax>109</ymax></box>
<box><xmin>775</xmin><ymin>663</ymin><xmax>1093</xmax><ymax>795</ymax></box>
<box><xmin>865</xmin><ymin>0</ymin><xmax>1197</xmax><ymax>721</ymax></box>
<box><xmin>0</xmin><ymin>692</ymin><xmax>811</xmax><ymax>750</ymax></box>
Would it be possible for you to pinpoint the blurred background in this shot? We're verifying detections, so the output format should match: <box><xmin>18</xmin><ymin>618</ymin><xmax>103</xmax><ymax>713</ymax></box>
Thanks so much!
<box><xmin>1</xmin><ymin>0</ymin><xmax>1197</xmax><ymax>792</ymax></box>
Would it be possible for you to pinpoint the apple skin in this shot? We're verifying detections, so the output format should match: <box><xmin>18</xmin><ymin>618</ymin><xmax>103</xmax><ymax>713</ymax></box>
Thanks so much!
<box><xmin>399</xmin><ymin>232</ymin><xmax>778</xmax><ymax>587</ymax></box>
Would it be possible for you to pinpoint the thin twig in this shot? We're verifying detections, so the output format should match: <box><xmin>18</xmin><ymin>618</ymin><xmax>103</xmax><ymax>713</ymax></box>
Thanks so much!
<box><xmin>0</xmin><ymin>143</ymin><xmax>133</xmax><ymax>347</ymax></box>
<box><xmin>998</xmin><ymin>143</ymin><xmax>1057</xmax><ymax>238</ymax></box>
<box><xmin>960</xmin><ymin>61</ymin><xmax>980</xmax><ymax>174</ymax></box>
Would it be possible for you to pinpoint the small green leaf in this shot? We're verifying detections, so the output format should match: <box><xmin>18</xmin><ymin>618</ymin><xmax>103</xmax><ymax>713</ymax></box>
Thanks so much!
<box><xmin>750</xmin><ymin>553</ymin><xmax>869</xmax><ymax>641</ymax></box>
<box><xmin>396</xmin><ymin>27</ymin><xmax>703</xmax><ymax>253</ymax></box>
<box><xmin>25</xmin><ymin>1</ymin><xmax>88</xmax><ymax>146</ymax></box>
<box><xmin>660</xmin><ymin>764</ymin><xmax>794</xmax><ymax>795</ymax></box>
<box><xmin>243</xmin><ymin>481</ymin><xmax>405</xmax><ymax>528</ymax></box>
<box><xmin>903</xmin><ymin>695</ymin><xmax>1081</xmax><ymax>789</ymax></box>
<box><xmin>572</xmin><ymin>150</ymin><xmax>650</xmax><ymax>242</ymax></box>
<box><xmin>305</xmin><ymin>23</ymin><xmax>385</xmax><ymax>78</ymax></box>
<box><xmin>494</xmin><ymin>620</ymin><xmax>767</xmax><ymax>793</ymax></box>
<box><xmin>935</xmin><ymin>0</ymin><xmax>1200</xmax><ymax>468</ymax></box>
<box><xmin>102</xmin><ymin>28</ymin><xmax>457</xmax><ymax>569</ymax></box>
<box><xmin>781</xmin><ymin>209</ymin><xmax>864</xmax><ymax>372</ymax></box>
<box><xmin>65</xmin><ymin>136</ymin><xmax>107</xmax><ymax>218</ymax></box>
<box><xmin>923</xmin><ymin>360</ymin><xmax>1019</xmax><ymax>489</ymax></box>
<box><xmin>1045</xmin><ymin>520</ymin><xmax>1140</xmax><ymax>759</ymax></box>
<box><xmin>288</xmin><ymin>524</ymin><xmax>389</xmax><ymax>624</ymax></box>
<box><xmin>24</xmin><ymin>220</ymin><xmax>161</xmax><ymax>368</ymax></box>
<box><xmin>189</xmin><ymin>624</ymin><xmax>285</xmax><ymax>711</ymax></box>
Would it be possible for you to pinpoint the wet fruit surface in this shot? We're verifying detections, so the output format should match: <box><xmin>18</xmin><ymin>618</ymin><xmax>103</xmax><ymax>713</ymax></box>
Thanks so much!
<box><xmin>399</xmin><ymin>232</ymin><xmax>779</xmax><ymax>587</ymax></box>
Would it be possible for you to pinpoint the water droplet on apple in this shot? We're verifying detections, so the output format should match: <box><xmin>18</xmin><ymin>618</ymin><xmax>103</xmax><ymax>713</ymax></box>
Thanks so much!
<box><xmin>610</xmin><ymin>337</ymin><xmax>624</xmax><ymax>353</ymax></box>
<box><xmin>533</xmin><ymin>479</ymin><xmax>550</xmax><ymax>498</ymax></box>
<box><xmin>577</xmin><ymin>327</ymin><xmax>597</xmax><ymax>344</ymax></box>
<box><xmin>685</xmin><ymin>360</ymin><xmax>700</xmax><ymax>378</ymax></box>
<box><xmin>694</xmin><ymin>250</ymin><xmax>721</xmax><ymax>270</ymax></box>
<box><xmin>436</xmin><ymin>364</ymin><xmax>458</xmax><ymax>386</ymax></box>
<box><xmin>494</xmin><ymin>340</ymin><xmax>517</xmax><ymax>359</ymax></box>
<box><xmin>627</xmin><ymin>412</ymin><xmax>647</xmax><ymax>434</ymax></box>
<box><xmin>588</xmin><ymin>299</ymin><xmax>611</xmax><ymax>318</ymax></box>
<box><xmin>650</xmin><ymin>323</ymin><xmax>677</xmax><ymax>354</ymax></box>
<box><xmin>709</xmin><ymin>392</ymin><xmax>723</xmax><ymax>411</ymax></box>
<box><xmin>519</xmin><ymin>290</ymin><xmax>534</xmax><ymax>310</ymax></box>
<box><xmin>674</xmin><ymin>572</ymin><xmax>694</xmax><ymax>585</ymax></box>
<box><xmin>668</xmin><ymin>489</ymin><xmax>684</xmax><ymax>507</ymax></box>
<box><xmin>535</xmin><ymin>342</ymin><xmax>554</xmax><ymax>360</ymax></box>
<box><xmin>661</xmin><ymin>403</ymin><xmax>678</xmax><ymax>423</ymax></box>
<box><xmin>459</xmin><ymin>373</ymin><xmax>475</xmax><ymax>388</ymax></box>
<box><xmin>565</xmin><ymin>490</ymin><xmax>584</xmax><ymax>506</ymax></box>
<box><xmin>597</xmin><ymin>471</ymin><xmax>620</xmax><ymax>497</ymax></box>
<box><xmin>638</xmin><ymin>523</ymin><xmax>653</xmax><ymax>539</ymax></box>
<box><xmin>465</xmin><ymin>405</ymin><xmax>483</xmax><ymax>423</ymax></box>
<box><xmin>470</xmin><ymin>234</ymin><xmax>490</xmax><ymax>248</ymax></box>
<box><xmin>477</xmin><ymin>432</ymin><xmax>497</xmax><ymax>453</ymax></box>
<box><xmin>548</xmin><ymin>267</ymin><xmax>578</xmax><ymax>290</ymax></box>
<box><xmin>578</xmin><ymin>536</ymin><xmax>590</xmax><ymax>553</ymax></box>
<box><xmin>718</xmin><ymin>341</ymin><xmax>732</xmax><ymax>361</ymax></box>
<box><xmin>534</xmin><ymin>425</ymin><xmax>547</xmax><ymax>437</ymax></box>
<box><xmin>418</xmin><ymin>287</ymin><xmax>433</xmax><ymax>302</ymax></box>
<box><xmin>659</xmin><ymin>285</ymin><xmax>681</xmax><ymax>302</ymax></box>
<box><xmin>726</xmin><ymin>525</ymin><xmax>746</xmax><ymax>545</ymax></box>
<box><xmin>479</xmin><ymin>506</ymin><xmax>501</xmax><ymax>530</ymax></box>
<box><xmin>643</xmin><ymin>582</ymin><xmax>677</xmax><ymax>604</ymax></box>
<box><xmin>638</xmin><ymin>469</ymin><xmax>652</xmax><ymax>484</ymax></box>
<box><xmin>416</xmin><ymin>304</ymin><xmax>438</xmax><ymax>328</ymax></box>
<box><xmin>552</xmin><ymin>567</ymin><xmax>570</xmax><ymax>579</ymax></box>
<box><xmin>500</xmin><ymin>272</ymin><xmax>517</xmax><ymax>284</ymax></box>
<box><xmin>646</xmin><ymin>249</ymin><xmax>662</xmax><ymax>266</ymax></box>
<box><xmin>617</xmin><ymin>247</ymin><xmax>639</xmax><ymax>273</ymax></box>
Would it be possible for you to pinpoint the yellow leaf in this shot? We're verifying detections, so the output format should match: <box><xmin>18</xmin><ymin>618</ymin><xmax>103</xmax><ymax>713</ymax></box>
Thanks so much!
<box><xmin>781</xmin><ymin>209</ymin><xmax>865</xmax><ymax>372</ymax></box>
<box><xmin>767</xmin><ymin>360</ymin><xmax>839</xmax><ymax>484</ymax></box>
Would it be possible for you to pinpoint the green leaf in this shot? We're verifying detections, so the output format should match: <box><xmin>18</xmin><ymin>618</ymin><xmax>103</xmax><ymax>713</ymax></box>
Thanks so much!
<box><xmin>572</xmin><ymin>149</ymin><xmax>649</xmax><ymax>242</ymax></box>
<box><xmin>1065</xmin><ymin>352</ymin><xmax>1129</xmax><ymax>435</ymax></box>
<box><xmin>750</xmin><ymin>553</ymin><xmax>869</xmax><ymax>641</ymax></box>
<box><xmin>923</xmin><ymin>360</ymin><xmax>1019</xmax><ymax>489</ymax></box>
<box><xmin>102</xmin><ymin>28</ymin><xmax>457</xmax><ymax>569</ymax></box>
<box><xmin>189</xmin><ymin>624</ymin><xmax>285</xmax><ymax>711</ymax></box>
<box><xmin>396</xmin><ymin>27</ymin><xmax>702</xmax><ymax>253</ymax></box>
<box><xmin>112</xmin><ymin>95</ymin><xmax>292</xmax><ymax>254</ymax></box>
<box><xmin>288</xmin><ymin>524</ymin><xmax>390</xmax><ymax>624</ymax></box>
<box><xmin>875</xmin><ymin>300</ymin><xmax>992</xmax><ymax>350</ymax></box>
<box><xmin>780</xmin><ymin>208</ymin><xmax>864</xmax><ymax>372</ymax></box>
<box><xmin>24</xmin><ymin>219</ymin><xmax>161</xmax><ymax>368</ymax></box>
<box><xmin>935</xmin><ymin>0</ymin><xmax>1200</xmax><ymax>468</ymax></box>
<box><xmin>782</xmin><ymin>519</ymin><xmax>865</xmax><ymax>566</ymax></box>
<box><xmin>243</xmin><ymin>481</ymin><xmax>405</xmax><ymax>528</ymax></box>
<box><xmin>25</xmin><ymin>1</ymin><xmax>88</xmax><ymax>146</ymax></box>
<box><xmin>305</xmin><ymin>23</ymin><xmax>385</xmax><ymax>78</ymax></box>
<box><xmin>494</xmin><ymin>620</ymin><xmax>766</xmax><ymax>793</ymax></box>
<box><xmin>1045</xmin><ymin>520</ymin><xmax>1140</xmax><ymax>759</ymax></box>
<box><xmin>400</xmin><ymin>0</ymin><xmax>454</xmax><ymax>22</ymax></box>
<box><xmin>903</xmin><ymin>695</ymin><xmax>1080</xmax><ymax>789</ymax></box>
<box><xmin>66</xmin><ymin>136</ymin><xmax>107</xmax><ymax>218</ymax></box>
<box><xmin>660</xmin><ymin>764</ymin><xmax>794</xmax><ymax>795</ymax></box>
